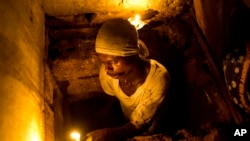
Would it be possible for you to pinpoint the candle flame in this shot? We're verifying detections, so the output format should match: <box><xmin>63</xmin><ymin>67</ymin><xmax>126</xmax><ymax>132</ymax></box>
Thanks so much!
<box><xmin>128</xmin><ymin>14</ymin><xmax>145</xmax><ymax>30</ymax></box>
<box><xmin>71</xmin><ymin>132</ymin><xmax>81</xmax><ymax>141</ymax></box>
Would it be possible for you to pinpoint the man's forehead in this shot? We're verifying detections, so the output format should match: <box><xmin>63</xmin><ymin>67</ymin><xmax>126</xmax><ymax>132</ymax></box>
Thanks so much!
<box><xmin>97</xmin><ymin>53</ymin><xmax>123</xmax><ymax>60</ymax></box>
<box><xmin>97</xmin><ymin>53</ymin><xmax>116</xmax><ymax>57</ymax></box>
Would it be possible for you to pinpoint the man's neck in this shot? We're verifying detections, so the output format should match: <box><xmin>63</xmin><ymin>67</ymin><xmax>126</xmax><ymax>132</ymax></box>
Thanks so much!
<box><xmin>120</xmin><ymin>59</ymin><xmax>149</xmax><ymax>84</ymax></box>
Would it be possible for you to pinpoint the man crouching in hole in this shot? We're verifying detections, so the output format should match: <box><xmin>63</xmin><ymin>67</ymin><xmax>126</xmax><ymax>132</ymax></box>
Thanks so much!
<box><xmin>82</xmin><ymin>18</ymin><xmax>170</xmax><ymax>141</ymax></box>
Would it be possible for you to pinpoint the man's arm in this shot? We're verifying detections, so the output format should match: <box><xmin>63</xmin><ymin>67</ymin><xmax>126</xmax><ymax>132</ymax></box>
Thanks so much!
<box><xmin>83</xmin><ymin>122</ymin><xmax>146</xmax><ymax>141</ymax></box>
<box><xmin>112</xmin><ymin>122</ymin><xmax>146</xmax><ymax>138</ymax></box>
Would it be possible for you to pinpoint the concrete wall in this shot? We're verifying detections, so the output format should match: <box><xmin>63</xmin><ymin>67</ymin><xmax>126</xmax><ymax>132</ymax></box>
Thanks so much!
<box><xmin>0</xmin><ymin>0</ymin><xmax>45</xmax><ymax>141</ymax></box>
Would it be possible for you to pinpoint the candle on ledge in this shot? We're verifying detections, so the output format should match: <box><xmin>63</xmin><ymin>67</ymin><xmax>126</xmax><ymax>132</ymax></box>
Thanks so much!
<box><xmin>71</xmin><ymin>131</ymin><xmax>81</xmax><ymax>141</ymax></box>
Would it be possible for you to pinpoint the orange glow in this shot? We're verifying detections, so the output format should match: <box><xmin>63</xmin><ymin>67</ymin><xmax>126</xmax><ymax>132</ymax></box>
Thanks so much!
<box><xmin>124</xmin><ymin>0</ymin><xmax>149</xmax><ymax>10</ymax></box>
<box><xmin>31</xmin><ymin>134</ymin><xmax>39</xmax><ymax>141</ymax></box>
<box><xmin>28</xmin><ymin>117</ymin><xmax>42</xmax><ymax>141</ymax></box>
<box><xmin>71</xmin><ymin>131</ymin><xmax>81</xmax><ymax>141</ymax></box>
<box><xmin>128</xmin><ymin>14</ymin><xmax>145</xmax><ymax>30</ymax></box>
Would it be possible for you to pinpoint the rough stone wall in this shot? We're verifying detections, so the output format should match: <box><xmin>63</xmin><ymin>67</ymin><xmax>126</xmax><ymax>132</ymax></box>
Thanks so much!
<box><xmin>0</xmin><ymin>0</ymin><xmax>45</xmax><ymax>141</ymax></box>
<box><xmin>43</xmin><ymin>0</ymin><xmax>178</xmax><ymax>14</ymax></box>
<box><xmin>49</xmin><ymin>37</ymin><xmax>103</xmax><ymax>101</ymax></box>
<box><xmin>44</xmin><ymin>0</ymin><xmax>191</xmax><ymax>24</ymax></box>
<box><xmin>193</xmin><ymin>0</ymin><xmax>225</xmax><ymax>64</ymax></box>
<box><xmin>44</xmin><ymin>64</ymin><xmax>56</xmax><ymax>141</ymax></box>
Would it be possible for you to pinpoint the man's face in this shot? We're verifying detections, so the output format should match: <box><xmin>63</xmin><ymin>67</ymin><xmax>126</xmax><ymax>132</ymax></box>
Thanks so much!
<box><xmin>97</xmin><ymin>53</ymin><xmax>134</xmax><ymax>79</ymax></box>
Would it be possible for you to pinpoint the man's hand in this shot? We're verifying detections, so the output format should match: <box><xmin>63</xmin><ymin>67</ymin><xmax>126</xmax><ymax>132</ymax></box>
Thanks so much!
<box><xmin>82</xmin><ymin>128</ymin><xmax>118</xmax><ymax>141</ymax></box>
<box><xmin>82</xmin><ymin>122</ymin><xmax>142</xmax><ymax>141</ymax></box>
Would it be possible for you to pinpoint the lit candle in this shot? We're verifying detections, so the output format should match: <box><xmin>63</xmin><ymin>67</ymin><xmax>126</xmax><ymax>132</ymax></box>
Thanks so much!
<box><xmin>71</xmin><ymin>131</ymin><xmax>81</xmax><ymax>141</ymax></box>
<box><xmin>128</xmin><ymin>14</ymin><xmax>145</xmax><ymax>30</ymax></box>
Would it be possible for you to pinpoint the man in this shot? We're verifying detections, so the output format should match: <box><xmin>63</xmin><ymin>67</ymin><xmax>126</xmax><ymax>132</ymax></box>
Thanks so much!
<box><xmin>84</xmin><ymin>18</ymin><xmax>170</xmax><ymax>141</ymax></box>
